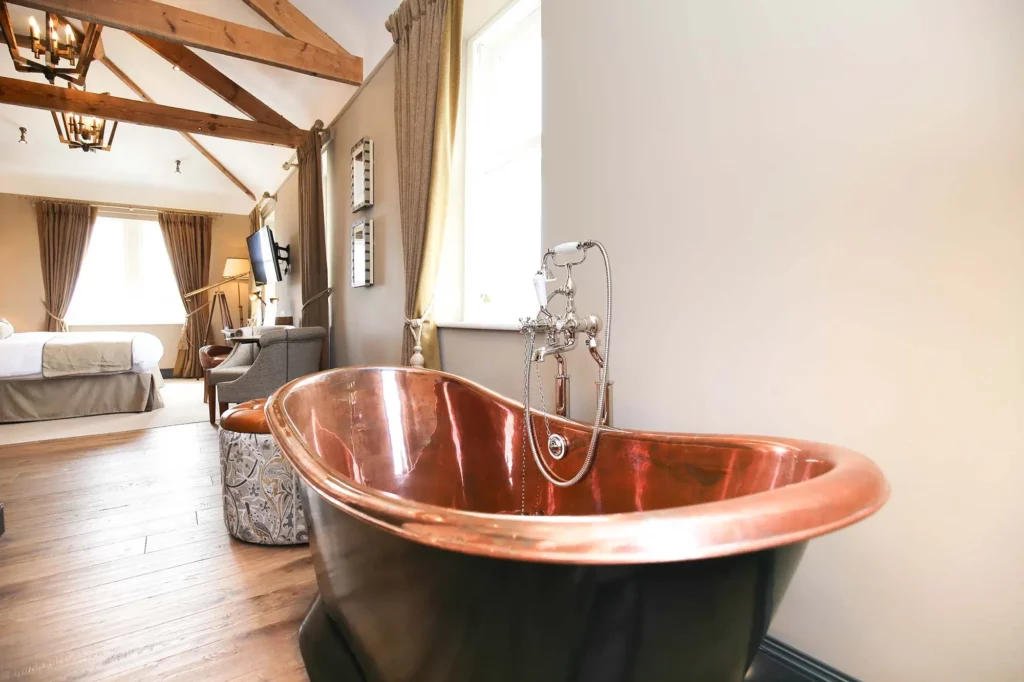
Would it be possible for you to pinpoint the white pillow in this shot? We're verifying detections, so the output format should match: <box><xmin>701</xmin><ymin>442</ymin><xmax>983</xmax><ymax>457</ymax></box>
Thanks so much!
<box><xmin>0</xmin><ymin>318</ymin><xmax>12</xmax><ymax>340</ymax></box>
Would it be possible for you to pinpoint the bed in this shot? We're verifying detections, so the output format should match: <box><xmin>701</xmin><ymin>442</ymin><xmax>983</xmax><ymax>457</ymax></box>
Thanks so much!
<box><xmin>0</xmin><ymin>331</ymin><xmax>166</xmax><ymax>423</ymax></box>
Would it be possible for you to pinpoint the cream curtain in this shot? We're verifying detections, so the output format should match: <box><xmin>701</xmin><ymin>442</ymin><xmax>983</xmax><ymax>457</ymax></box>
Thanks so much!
<box><xmin>36</xmin><ymin>201</ymin><xmax>97</xmax><ymax>332</ymax></box>
<box><xmin>297</xmin><ymin>124</ymin><xmax>330</xmax><ymax>368</ymax></box>
<box><xmin>159</xmin><ymin>211</ymin><xmax>212</xmax><ymax>378</ymax></box>
<box><xmin>387</xmin><ymin>0</ymin><xmax>463</xmax><ymax>370</ymax></box>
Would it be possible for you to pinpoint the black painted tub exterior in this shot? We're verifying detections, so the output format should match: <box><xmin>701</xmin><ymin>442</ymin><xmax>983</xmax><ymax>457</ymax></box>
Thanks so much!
<box><xmin>297</xmin><ymin>484</ymin><xmax>806</xmax><ymax>682</ymax></box>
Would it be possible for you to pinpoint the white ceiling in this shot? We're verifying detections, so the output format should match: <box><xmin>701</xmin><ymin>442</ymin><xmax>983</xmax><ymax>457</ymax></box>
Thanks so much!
<box><xmin>0</xmin><ymin>0</ymin><xmax>397</xmax><ymax>214</ymax></box>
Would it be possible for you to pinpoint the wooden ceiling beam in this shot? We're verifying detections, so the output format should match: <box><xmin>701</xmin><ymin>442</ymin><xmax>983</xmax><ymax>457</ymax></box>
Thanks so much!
<box><xmin>16</xmin><ymin>0</ymin><xmax>363</xmax><ymax>85</ymax></box>
<box><xmin>100</xmin><ymin>56</ymin><xmax>257</xmax><ymax>201</ymax></box>
<box><xmin>240</xmin><ymin>0</ymin><xmax>350</xmax><ymax>57</ymax></box>
<box><xmin>71</xmin><ymin>21</ymin><xmax>102</xmax><ymax>84</ymax></box>
<box><xmin>0</xmin><ymin>75</ymin><xmax>304</xmax><ymax>147</ymax></box>
<box><xmin>131</xmin><ymin>34</ymin><xmax>292</xmax><ymax>129</ymax></box>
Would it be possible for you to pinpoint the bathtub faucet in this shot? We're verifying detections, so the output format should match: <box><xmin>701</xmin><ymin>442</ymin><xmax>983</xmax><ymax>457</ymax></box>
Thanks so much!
<box><xmin>521</xmin><ymin>245</ymin><xmax>602</xmax><ymax>363</ymax></box>
<box><xmin>520</xmin><ymin>241</ymin><xmax>612</xmax><ymax>489</ymax></box>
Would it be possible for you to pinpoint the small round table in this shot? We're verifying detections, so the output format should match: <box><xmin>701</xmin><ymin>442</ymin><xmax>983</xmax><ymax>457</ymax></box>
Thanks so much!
<box><xmin>225</xmin><ymin>335</ymin><xmax>262</xmax><ymax>345</ymax></box>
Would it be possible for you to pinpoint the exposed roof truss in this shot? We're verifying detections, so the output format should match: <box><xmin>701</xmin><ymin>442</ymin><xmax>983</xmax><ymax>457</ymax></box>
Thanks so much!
<box><xmin>0</xmin><ymin>0</ymin><xmax>363</xmax><ymax>199</ymax></box>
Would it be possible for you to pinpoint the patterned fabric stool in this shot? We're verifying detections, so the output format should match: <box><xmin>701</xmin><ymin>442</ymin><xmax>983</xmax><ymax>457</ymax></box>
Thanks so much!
<box><xmin>219</xmin><ymin>399</ymin><xmax>308</xmax><ymax>545</ymax></box>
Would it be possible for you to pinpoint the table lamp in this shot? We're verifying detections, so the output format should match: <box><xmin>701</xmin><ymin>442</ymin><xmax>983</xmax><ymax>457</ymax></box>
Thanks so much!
<box><xmin>222</xmin><ymin>258</ymin><xmax>251</xmax><ymax>328</ymax></box>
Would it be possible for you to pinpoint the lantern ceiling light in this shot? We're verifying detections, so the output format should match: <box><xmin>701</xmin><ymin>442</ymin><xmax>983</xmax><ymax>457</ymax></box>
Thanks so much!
<box><xmin>2</xmin><ymin>12</ymin><xmax>87</xmax><ymax>85</ymax></box>
<box><xmin>51</xmin><ymin>92</ymin><xmax>118</xmax><ymax>153</ymax></box>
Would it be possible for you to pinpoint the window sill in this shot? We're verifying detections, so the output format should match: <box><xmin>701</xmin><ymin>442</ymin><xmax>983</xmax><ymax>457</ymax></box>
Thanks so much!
<box><xmin>436</xmin><ymin>320</ymin><xmax>521</xmax><ymax>332</ymax></box>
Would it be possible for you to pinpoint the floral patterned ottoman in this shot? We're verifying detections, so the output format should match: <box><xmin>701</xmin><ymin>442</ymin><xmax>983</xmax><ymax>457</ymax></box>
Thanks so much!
<box><xmin>219</xmin><ymin>399</ymin><xmax>308</xmax><ymax>545</ymax></box>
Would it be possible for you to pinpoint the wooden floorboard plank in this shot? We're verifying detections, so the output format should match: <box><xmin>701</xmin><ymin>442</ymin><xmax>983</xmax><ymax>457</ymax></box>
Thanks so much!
<box><xmin>3</xmin><ymin>507</ymin><xmax>199</xmax><ymax>544</ymax></box>
<box><xmin>0</xmin><ymin>511</ymin><xmax>200</xmax><ymax>565</ymax></box>
<box><xmin>0</xmin><ymin>423</ymin><xmax>315</xmax><ymax>682</ymax></box>
<box><xmin>0</xmin><ymin>472</ymin><xmax>217</xmax><ymax>504</ymax></box>
<box><xmin>0</xmin><ymin>556</ymin><xmax>313</xmax><ymax>669</ymax></box>
<box><xmin>2</xmin><ymin>460</ymin><xmax>219</xmax><ymax>493</ymax></box>
<box><xmin>0</xmin><ymin>540</ymin><xmax>301</xmax><ymax>623</ymax></box>
<box><xmin>197</xmin><ymin>505</ymin><xmax>229</xmax><ymax>525</ymax></box>
<box><xmin>0</xmin><ymin>537</ymin><xmax>147</xmax><ymax>588</ymax></box>
<box><xmin>0</xmin><ymin>534</ymin><xmax>240</xmax><ymax>609</ymax></box>
<box><xmin>144</xmin><ymin>517</ymin><xmax>231</xmax><ymax>553</ymax></box>
<box><xmin>0</xmin><ymin>423</ymin><xmax>212</xmax><ymax>461</ymax></box>
<box><xmin>143</xmin><ymin>619</ymin><xmax>309</xmax><ymax>682</ymax></box>
<box><xmin>3</xmin><ymin>586</ymin><xmax>314</xmax><ymax>681</ymax></box>
<box><xmin>6</xmin><ymin>491</ymin><xmax>222</xmax><ymax>530</ymax></box>
<box><xmin>227</xmin><ymin>661</ymin><xmax>310</xmax><ymax>682</ymax></box>
<box><xmin>1</xmin><ymin>487</ymin><xmax>221</xmax><ymax>524</ymax></box>
<box><xmin>89</xmin><ymin>587</ymin><xmax>314</xmax><ymax>682</ymax></box>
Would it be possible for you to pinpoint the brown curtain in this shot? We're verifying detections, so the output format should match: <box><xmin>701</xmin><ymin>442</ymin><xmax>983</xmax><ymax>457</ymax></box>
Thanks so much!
<box><xmin>298</xmin><ymin>125</ymin><xmax>330</xmax><ymax>368</ymax></box>
<box><xmin>387</xmin><ymin>0</ymin><xmax>463</xmax><ymax>369</ymax></box>
<box><xmin>159</xmin><ymin>211</ymin><xmax>212</xmax><ymax>378</ymax></box>
<box><xmin>36</xmin><ymin>201</ymin><xmax>97</xmax><ymax>331</ymax></box>
<box><xmin>249</xmin><ymin>206</ymin><xmax>261</xmax><ymax>235</ymax></box>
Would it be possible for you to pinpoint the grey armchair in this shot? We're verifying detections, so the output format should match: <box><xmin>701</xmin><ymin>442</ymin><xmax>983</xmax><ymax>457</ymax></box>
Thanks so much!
<box><xmin>208</xmin><ymin>326</ymin><xmax>326</xmax><ymax>420</ymax></box>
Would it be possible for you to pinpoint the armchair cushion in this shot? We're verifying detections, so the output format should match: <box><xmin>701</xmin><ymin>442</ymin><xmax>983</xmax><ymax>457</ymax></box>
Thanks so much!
<box><xmin>216</xmin><ymin>327</ymin><xmax>327</xmax><ymax>405</ymax></box>
<box><xmin>208</xmin><ymin>366</ymin><xmax>248</xmax><ymax>383</ymax></box>
<box><xmin>199</xmin><ymin>345</ymin><xmax>232</xmax><ymax>371</ymax></box>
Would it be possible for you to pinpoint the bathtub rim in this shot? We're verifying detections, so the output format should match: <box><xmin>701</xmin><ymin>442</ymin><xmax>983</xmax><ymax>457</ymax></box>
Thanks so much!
<box><xmin>266</xmin><ymin>366</ymin><xmax>889</xmax><ymax>565</ymax></box>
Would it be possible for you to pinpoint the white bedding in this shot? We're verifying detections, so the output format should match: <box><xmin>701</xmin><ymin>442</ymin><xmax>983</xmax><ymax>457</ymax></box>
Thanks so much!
<box><xmin>0</xmin><ymin>332</ymin><xmax>164</xmax><ymax>379</ymax></box>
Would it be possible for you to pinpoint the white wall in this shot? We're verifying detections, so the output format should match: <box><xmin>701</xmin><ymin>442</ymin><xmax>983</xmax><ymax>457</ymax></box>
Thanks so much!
<box><xmin>313</xmin><ymin>2</ymin><xmax>1023</xmax><ymax>675</ymax></box>
<box><xmin>448</xmin><ymin>1</ymin><xmax>1024</xmax><ymax>679</ymax></box>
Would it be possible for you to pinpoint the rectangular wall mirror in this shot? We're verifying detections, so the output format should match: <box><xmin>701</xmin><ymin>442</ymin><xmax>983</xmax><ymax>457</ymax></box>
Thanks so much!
<box><xmin>351</xmin><ymin>138</ymin><xmax>374</xmax><ymax>211</ymax></box>
<box><xmin>351</xmin><ymin>219</ymin><xmax>374</xmax><ymax>287</ymax></box>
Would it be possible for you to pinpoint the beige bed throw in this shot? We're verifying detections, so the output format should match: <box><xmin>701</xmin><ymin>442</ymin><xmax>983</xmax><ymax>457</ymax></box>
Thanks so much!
<box><xmin>42</xmin><ymin>332</ymin><xmax>135</xmax><ymax>378</ymax></box>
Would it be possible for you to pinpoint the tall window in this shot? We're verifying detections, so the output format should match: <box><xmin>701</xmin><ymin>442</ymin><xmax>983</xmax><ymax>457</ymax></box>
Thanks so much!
<box><xmin>66</xmin><ymin>217</ymin><xmax>186</xmax><ymax>326</ymax></box>
<box><xmin>462</xmin><ymin>0</ymin><xmax>541</xmax><ymax>324</ymax></box>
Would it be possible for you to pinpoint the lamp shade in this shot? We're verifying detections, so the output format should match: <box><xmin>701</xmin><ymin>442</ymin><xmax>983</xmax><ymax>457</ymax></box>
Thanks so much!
<box><xmin>223</xmin><ymin>257</ymin><xmax>251</xmax><ymax>278</ymax></box>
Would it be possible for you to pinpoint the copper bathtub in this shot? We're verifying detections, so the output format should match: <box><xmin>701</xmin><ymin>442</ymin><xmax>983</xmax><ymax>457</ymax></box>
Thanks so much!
<box><xmin>267</xmin><ymin>366</ymin><xmax>888</xmax><ymax>682</ymax></box>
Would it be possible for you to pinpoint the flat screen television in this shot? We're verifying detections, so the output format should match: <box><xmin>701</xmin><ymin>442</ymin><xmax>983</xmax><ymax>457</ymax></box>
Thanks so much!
<box><xmin>247</xmin><ymin>226</ymin><xmax>283</xmax><ymax>285</ymax></box>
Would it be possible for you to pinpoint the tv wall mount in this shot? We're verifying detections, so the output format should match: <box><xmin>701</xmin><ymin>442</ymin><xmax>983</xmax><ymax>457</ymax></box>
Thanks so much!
<box><xmin>276</xmin><ymin>243</ymin><xmax>292</xmax><ymax>276</ymax></box>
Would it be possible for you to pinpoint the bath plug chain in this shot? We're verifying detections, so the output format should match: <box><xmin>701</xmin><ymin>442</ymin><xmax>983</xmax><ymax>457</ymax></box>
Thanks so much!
<box><xmin>532</xmin><ymin>350</ymin><xmax>560</xmax><ymax>456</ymax></box>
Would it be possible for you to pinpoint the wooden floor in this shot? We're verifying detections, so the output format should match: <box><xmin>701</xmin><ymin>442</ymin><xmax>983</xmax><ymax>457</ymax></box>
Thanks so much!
<box><xmin>0</xmin><ymin>423</ymin><xmax>317</xmax><ymax>682</ymax></box>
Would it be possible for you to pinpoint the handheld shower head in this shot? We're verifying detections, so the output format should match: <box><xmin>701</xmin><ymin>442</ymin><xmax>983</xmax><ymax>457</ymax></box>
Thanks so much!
<box><xmin>532</xmin><ymin>271</ymin><xmax>549</xmax><ymax>309</ymax></box>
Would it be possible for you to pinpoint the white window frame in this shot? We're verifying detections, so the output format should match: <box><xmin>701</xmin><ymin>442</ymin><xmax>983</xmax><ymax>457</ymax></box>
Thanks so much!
<box><xmin>65</xmin><ymin>215</ymin><xmax>187</xmax><ymax>327</ymax></box>
<box><xmin>451</xmin><ymin>0</ymin><xmax>542</xmax><ymax>329</ymax></box>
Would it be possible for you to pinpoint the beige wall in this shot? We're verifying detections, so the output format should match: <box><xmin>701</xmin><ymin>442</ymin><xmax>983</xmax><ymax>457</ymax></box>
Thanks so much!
<box><xmin>320</xmin><ymin>53</ymin><xmax>407</xmax><ymax>367</ymax></box>
<box><xmin>0</xmin><ymin>193</ymin><xmax>46</xmax><ymax>332</ymax></box>
<box><xmin>268</xmin><ymin>173</ymin><xmax>304</xmax><ymax>325</ymax></box>
<box><xmin>207</xmin><ymin>213</ymin><xmax>254</xmax><ymax>346</ymax></box>
<box><xmin>0</xmin><ymin>192</ymin><xmax>254</xmax><ymax>368</ymax></box>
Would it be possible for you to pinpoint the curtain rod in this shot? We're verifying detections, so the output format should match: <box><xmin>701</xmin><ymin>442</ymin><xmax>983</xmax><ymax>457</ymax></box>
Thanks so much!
<box><xmin>11</xmin><ymin>192</ymin><xmax>227</xmax><ymax>217</ymax></box>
